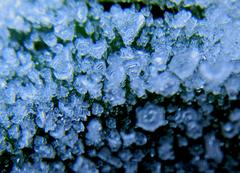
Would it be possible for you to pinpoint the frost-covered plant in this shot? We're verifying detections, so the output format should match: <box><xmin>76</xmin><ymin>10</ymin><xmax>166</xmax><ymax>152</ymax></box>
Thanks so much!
<box><xmin>0</xmin><ymin>0</ymin><xmax>240</xmax><ymax>172</ymax></box>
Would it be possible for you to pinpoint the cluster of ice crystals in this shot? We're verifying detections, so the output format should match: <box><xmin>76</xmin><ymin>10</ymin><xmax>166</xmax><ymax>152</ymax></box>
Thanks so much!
<box><xmin>86</xmin><ymin>119</ymin><xmax>103</xmax><ymax>146</ymax></box>
<box><xmin>72</xmin><ymin>156</ymin><xmax>98</xmax><ymax>173</ymax></box>
<box><xmin>98</xmin><ymin>147</ymin><xmax>123</xmax><ymax>168</ymax></box>
<box><xmin>111</xmin><ymin>5</ymin><xmax>145</xmax><ymax>45</ymax></box>
<box><xmin>169</xmin><ymin>47</ymin><xmax>200</xmax><ymax>80</ymax></box>
<box><xmin>76</xmin><ymin>2</ymin><xmax>88</xmax><ymax>24</ymax></box>
<box><xmin>199</xmin><ymin>58</ymin><xmax>233</xmax><ymax>85</ymax></box>
<box><xmin>147</xmin><ymin>71</ymin><xmax>180</xmax><ymax>96</ymax></box>
<box><xmin>106</xmin><ymin>130</ymin><xmax>122</xmax><ymax>152</ymax></box>
<box><xmin>75</xmin><ymin>38</ymin><xmax>108</xmax><ymax>59</ymax></box>
<box><xmin>1</xmin><ymin>0</ymin><xmax>240</xmax><ymax>172</ymax></box>
<box><xmin>166</xmin><ymin>10</ymin><xmax>192</xmax><ymax>28</ymax></box>
<box><xmin>51</xmin><ymin>48</ymin><xmax>74</xmax><ymax>81</ymax></box>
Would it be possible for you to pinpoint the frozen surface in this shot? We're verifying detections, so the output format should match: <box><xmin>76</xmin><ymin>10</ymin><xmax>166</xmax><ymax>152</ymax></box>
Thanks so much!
<box><xmin>0</xmin><ymin>0</ymin><xmax>240</xmax><ymax>172</ymax></box>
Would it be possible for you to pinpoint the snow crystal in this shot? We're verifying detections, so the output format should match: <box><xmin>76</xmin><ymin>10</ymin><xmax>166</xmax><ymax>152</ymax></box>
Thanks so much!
<box><xmin>74</xmin><ymin>74</ymin><xmax>102</xmax><ymax>99</ymax></box>
<box><xmin>230</xmin><ymin>109</ymin><xmax>240</xmax><ymax>122</ymax></box>
<box><xmin>170</xmin><ymin>10</ymin><xmax>192</xmax><ymax>28</ymax></box>
<box><xmin>124</xmin><ymin>162</ymin><xmax>138</xmax><ymax>173</ymax></box>
<box><xmin>111</xmin><ymin>6</ymin><xmax>145</xmax><ymax>45</ymax></box>
<box><xmin>205</xmin><ymin>134</ymin><xmax>223</xmax><ymax>163</ymax></box>
<box><xmin>118</xmin><ymin>149</ymin><xmax>132</xmax><ymax>162</ymax></box>
<box><xmin>98</xmin><ymin>147</ymin><xmax>123</xmax><ymax>168</ymax></box>
<box><xmin>175</xmin><ymin>108</ymin><xmax>199</xmax><ymax>124</ymax></box>
<box><xmin>199</xmin><ymin>59</ymin><xmax>233</xmax><ymax>85</ymax></box>
<box><xmin>8</xmin><ymin>124</ymin><xmax>20</xmax><ymax>139</ymax></box>
<box><xmin>222</xmin><ymin>122</ymin><xmax>237</xmax><ymax>138</ymax></box>
<box><xmin>85</xmin><ymin>21</ymin><xmax>95</xmax><ymax>35</ymax></box>
<box><xmin>169</xmin><ymin>48</ymin><xmax>201</xmax><ymax>80</ymax></box>
<box><xmin>103</xmin><ymin>84</ymin><xmax>126</xmax><ymax>106</ymax></box>
<box><xmin>86</xmin><ymin>119</ymin><xmax>102</xmax><ymax>146</ymax></box>
<box><xmin>224</xmin><ymin>75</ymin><xmax>240</xmax><ymax>100</ymax></box>
<box><xmin>121</xmin><ymin>131</ymin><xmax>136</xmax><ymax>147</ymax></box>
<box><xmin>106</xmin><ymin>130</ymin><xmax>122</xmax><ymax>152</ymax></box>
<box><xmin>136</xmin><ymin>103</ymin><xmax>167</xmax><ymax>132</ymax></box>
<box><xmin>76</xmin><ymin>2</ymin><xmax>88</xmax><ymax>24</ymax></box>
<box><xmin>186</xmin><ymin>121</ymin><xmax>203</xmax><ymax>139</ymax></box>
<box><xmin>49</xmin><ymin>123</ymin><xmax>65</xmax><ymax>139</ymax></box>
<box><xmin>147</xmin><ymin>71</ymin><xmax>180</xmax><ymax>96</ymax></box>
<box><xmin>41</xmin><ymin>32</ymin><xmax>57</xmax><ymax>47</ymax></box>
<box><xmin>100</xmin><ymin>13</ymin><xmax>115</xmax><ymax>40</ymax></box>
<box><xmin>75</xmin><ymin>38</ymin><xmax>108</xmax><ymax>59</ymax></box>
<box><xmin>1</xmin><ymin>0</ymin><xmax>240</xmax><ymax>172</ymax></box>
<box><xmin>54</xmin><ymin>23</ymin><xmax>74</xmax><ymax>41</ymax></box>
<box><xmin>51</xmin><ymin>48</ymin><xmax>73</xmax><ymax>81</ymax></box>
<box><xmin>72</xmin><ymin>156</ymin><xmax>98</xmax><ymax>173</ymax></box>
<box><xmin>34</xmin><ymin>136</ymin><xmax>56</xmax><ymax>158</ymax></box>
<box><xmin>135</xmin><ymin>132</ymin><xmax>147</xmax><ymax>146</ymax></box>
<box><xmin>158</xmin><ymin>136</ymin><xmax>175</xmax><ymax>160</ymax></box>
<box><xmin>92</xmin><ymin>103</ymin><xmax>104</xmax><ymax>116</ymax></box>
<box><xmin>150</xmin><ymin>50</ymin><xmax>169</xmax><ymax>73</ymax></box>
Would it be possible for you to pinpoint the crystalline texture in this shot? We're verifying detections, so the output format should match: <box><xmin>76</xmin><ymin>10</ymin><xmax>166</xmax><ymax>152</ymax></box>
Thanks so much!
<box><xmin>34</xmin><ymin>136</ymin><xmax>56</xmax><ymax>159</ymax></box>
<box><xmin>186</xmin><ymin>121</ymin><xmax>203</xmax><ymax>139</ymax></box>
<box><xmin>136</xmin><ymin>103</ymin><xmax>167</xmax><ymax>132</ymax></box>
<box><xmin>230</xmin><ymin>109</ymin><xmax>240</xmax><ymax>122</ymax></box>
<box><xmin>106</xmin><ymin>130</ymin><xmax>122</xmax><ymax>152</ymax></box>
<box><xmin>41</xmin><ymin>32</ymin><xmax>57</xmax><ymax>47</ymax></box>
<box><xmin>111</xmin><ymin>6</ymin><xmax>145</xmax><ymax>45</ymax></box>
<box><xmin>147</xmin><ymin>71</ymin><xmax>180</xmax><ymax>96</ymax></box>
<box><xmin>170</xmin><ymin>10</ymin><xmax>192</xmax><ymax>28</ymax></box>
<box><xmin>224</xmin><ymin>75</ymin><xmax>240</xmax><ymax>100</ymax></box>
<box><xmin>175</xmin><ymin>108</ymin><xmax>199</xmax><ymax>124</ymax></box>
<box><xmin>205</xmin><ymin>134</ymin><xmax>223</xmax><ymax>163</ymax></box>
<box><xmin>74</xmin><ymin>74</ymin><xmax>102</xmax><ymax>99</ymax></box>
<box><xmin>199</xmin><ymin>59</ymin><xmax>233</xmax><ymax>85</ymax></box>
<box><xmin>54</xmin><ymin>23</ymin><xmax>74</xmax><ymax>41</ymax></box>
<box><xmin>76</xmin><ymin>2</ymin><xmax>88</xmax><ymax>24</ymax></box>
<box><xmin>121</xmin><ymin>131</ymin><xmax>136</xmax><ymax>147</ymax></box>
<box><xmin>86</xmin><ymin>119</ymin><xmax>102</xmax><ymax>146</ymax></box>
<box><xmin>75</xmin><ymin>38</ymin><xmax>108</xmax><ymax>59</ymax></box>
<box><xmin>158</xmin><ymin>136</ymin><xmax>175</xmax><ymax>160</ymax></box>
<box><xmin>98</xmin><ymin>147</ymin><xmax>123</xmax><ymax>168</ymax></box>
<box><xmin>51</xmin><ymin>47</ymin><xmax>73</xmax><ymax>81</ymax></box>
<box><xmin>150</xmin><ymin>49</ymin><xmax>169</xmax><ymax>73</ymax></box>
<box><xmin>72</xmin><ymin>156</ymin><xmax>98</xmax><ymax>173</ymax></box>
<box><xmin>169</xmin><ymin>48</ymin><xmax>201</xmax><ymax>80</ymax></box>
<box><xmin>2</xmin><ymin>0</ymin><xmax>240</xmax><ymax>172</ymax></box>
<box><xmin>92</xmin><ymin>103</ymin><xmax>104</xmax><ymax>116</ymax></box>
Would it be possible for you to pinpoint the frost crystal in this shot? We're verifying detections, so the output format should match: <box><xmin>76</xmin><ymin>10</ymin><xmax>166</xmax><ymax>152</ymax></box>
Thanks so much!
<box><xmin>106</xmin><ymin>130</ymin><xmax>122</xmax><ymax>152</ymax></box>
<box><xmin>75</xmin><ymin>38</ymin><xmax>108</xmax><ymax>59</ymax></box>
<box><xmin>98</xmin><ymin>147</ymin><xmax>123</xmax><ymax>168</ymax></box>
<box><xmin>148</xmin><ymin>71</ymin><xmax>180</xmax><ymax>96</ymax></box>
<box><xmin>72</xmin><ymin>156</ymin><xmax>98</xmax><ymax>173</ymax></box>
<box><xmin>199</xmin><ymin>59</ymin><xmax>233</xmax><ymax>85</ymax></box>
<box><xmin>76</xmin><ymin>2</ymin><xmax>88</xmax><ymax>24</ymax></box>
<box><xmin>205</xmin><ymin>134</ymin><xmax>223</xmax><ymax>163</ymax></box>
<box><xmin>170</xmin><ymin>10</ymin><xmax>192</xmax><ymax>28</ymax></box>
<box><xmin>51</xmin><ymin>47</ymin><xmax>73</xmax><ymax>81</ymax></box>
<box><xmin>136</xmin><ymin>103</ymin><xmax>167</xmax><ymax>132</ymax></box>
<box><xmin>86</xmin><ymin>119</ymin><xmax>102</xmax><ymax>146</ymax></box>
<box><xmin>1</xmin><ymin>0</ymin><xmax>240</xmax><ymax>172</ymax></box>
<box><xmin>169</xmin><ymin>48</ymin><xmax>200</xmax><ymax>80</ymax></box>
<box><xmin>158</xmin><ymin>136</ymin><xmax>175</xmax><ymax>160</ymax></box>
<box><xmin>92</xmin><ymin>103</ymin><xmax>104</xmax><ymax>116</ymax></box>
<box><xmin>111</xmin><ymin>6</ymin><xmax>145</xmax><ymax>45</ymax></box>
